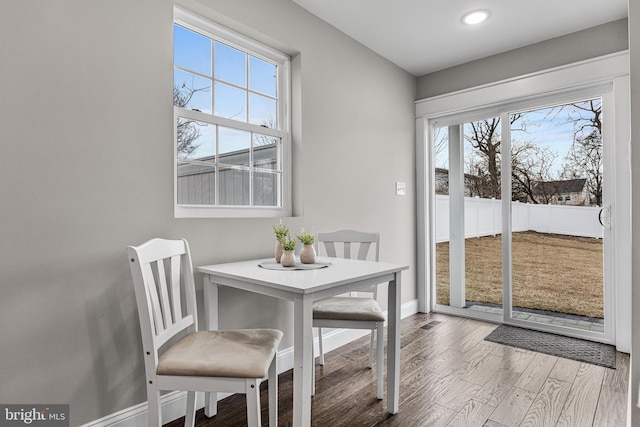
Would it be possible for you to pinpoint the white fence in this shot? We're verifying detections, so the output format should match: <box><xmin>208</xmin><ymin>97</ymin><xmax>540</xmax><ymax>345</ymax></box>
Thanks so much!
<box><xmin>434</xmin><ymin>195</ymin><xmax>603</xmax><ymax>243</ymax></box>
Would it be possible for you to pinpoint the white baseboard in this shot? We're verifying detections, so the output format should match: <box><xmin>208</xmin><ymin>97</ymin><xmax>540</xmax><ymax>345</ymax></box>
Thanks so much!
<box><xmin>82</xmin><ymin>299</ymin><xmax>419</xmax><ymax>427</ymax></box>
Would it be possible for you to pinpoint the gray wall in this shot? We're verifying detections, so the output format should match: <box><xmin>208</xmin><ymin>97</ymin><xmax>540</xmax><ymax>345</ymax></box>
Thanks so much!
<box><xmin>0</xmin><ymin>0</ymin><xmax>416</xmax><ymax>424</ymax></box>
<box><xmin>417</xmin><ymin>18</ymin><xmax>629</xmax><ymax>99</ymax></box>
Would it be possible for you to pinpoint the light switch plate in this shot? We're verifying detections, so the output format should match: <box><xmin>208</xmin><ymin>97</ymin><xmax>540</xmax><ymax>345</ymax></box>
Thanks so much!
<box><xmin>396</xmin><ymin>182</ymin><xmax>406</xmax><ymax>196</ymax></box>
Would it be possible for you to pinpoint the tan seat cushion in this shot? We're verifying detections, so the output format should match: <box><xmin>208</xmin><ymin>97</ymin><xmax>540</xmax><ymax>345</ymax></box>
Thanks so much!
<box><xmin>313</xmin><ymin>297</ymin><xmax>385</xmax><ymax>322</ymax></box>
<box><xmin>157</xmin><ymin>329</ymin><xmax>283</xmax><ymax>378</ymax></box>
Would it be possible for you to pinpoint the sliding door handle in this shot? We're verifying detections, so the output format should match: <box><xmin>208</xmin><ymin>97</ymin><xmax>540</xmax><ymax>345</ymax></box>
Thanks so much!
<box><xmin>598</xmin><ymin>208</ymin><xmax>604</xmax><ymax>226</ymax></box>
<box><xmin>598</xmin><ymin>206</ymin><xmax>611</xmax><ymax>229</ymax></box>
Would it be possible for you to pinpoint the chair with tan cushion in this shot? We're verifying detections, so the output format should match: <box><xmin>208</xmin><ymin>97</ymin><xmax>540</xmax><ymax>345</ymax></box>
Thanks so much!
<box><xmin>313</xmin><ymin>229</ymin><xmax>385</xmax><ymax>399</ymax></box>
<box><xmin>127</xmin><ymin>238</ymin><xmax>282</xmax><ymax>427</ymax></box>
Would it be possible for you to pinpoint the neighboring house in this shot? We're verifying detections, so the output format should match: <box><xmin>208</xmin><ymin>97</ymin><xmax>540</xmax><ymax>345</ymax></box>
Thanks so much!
<box><xmin>177</xmin><ymin>143</ymin><xmax>278</xmax><ymax>206</ymax></box>
<box><xmin>435</xmin><ymin>167</ymin><xmax>496</xmax><ymax>198</ymax></box>
<box><xmin>532</xmin><ymin>178</ymin><xmax>590</xmax><ymax>206</ymax></box>
<box><xmin>437</xmin><ymin>171</ymin><xmax>591</xmax><ymax>206</ymax></box>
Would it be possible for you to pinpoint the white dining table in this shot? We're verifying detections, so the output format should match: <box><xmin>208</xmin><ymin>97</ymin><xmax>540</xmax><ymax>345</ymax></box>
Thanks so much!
<box><xmin>197</xmin><ymin>256</ymin><xmax>408</xmax><ymax>427</ymax></box>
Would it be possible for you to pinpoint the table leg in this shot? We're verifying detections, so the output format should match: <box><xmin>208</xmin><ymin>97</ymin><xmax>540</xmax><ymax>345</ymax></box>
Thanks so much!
<box><xmin>387</xmin><ymin>272</ymin><xmax>401</xmax><ymax>414</ymax></box>
<box><xmin>293</xmin><ymin>294</ymin><xmax>313</xmax><ymax>426</ymax></box>
<box><xmin>203</xmin><ymin>277</ymin><xmax>219</xmax><ymax>417</ymax></box>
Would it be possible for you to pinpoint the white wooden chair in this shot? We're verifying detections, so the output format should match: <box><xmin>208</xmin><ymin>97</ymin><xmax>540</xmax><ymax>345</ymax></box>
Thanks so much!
<box><xmin>313</xmin><ymin>229</ymin><xmax>385</xmax><ymax>399</ymax></box>
<box><xmin>127</xmin><ymin>238</ymin><xmax>283</xmax><ymax>427</ymax></box>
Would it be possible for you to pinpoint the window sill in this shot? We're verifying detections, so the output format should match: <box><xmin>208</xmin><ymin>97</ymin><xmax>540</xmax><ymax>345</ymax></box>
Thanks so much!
<box><xmin>175</xmin><ymin>205</ymin><xmax>291</xmax><ymax>219</ymax></box>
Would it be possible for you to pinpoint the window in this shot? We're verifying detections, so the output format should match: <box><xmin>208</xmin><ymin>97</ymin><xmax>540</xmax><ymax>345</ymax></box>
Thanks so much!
<box><xmin>173</xmin><ymin>7</ymin><xmax>291</xmax><ymax>218</ymax></box>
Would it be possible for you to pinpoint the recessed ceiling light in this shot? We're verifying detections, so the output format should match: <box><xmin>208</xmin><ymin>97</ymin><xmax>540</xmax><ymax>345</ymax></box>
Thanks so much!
<box><xmin>462</xmin><ymin>10</ymin><xmax>489</xmax><ymax>25</ymax></box>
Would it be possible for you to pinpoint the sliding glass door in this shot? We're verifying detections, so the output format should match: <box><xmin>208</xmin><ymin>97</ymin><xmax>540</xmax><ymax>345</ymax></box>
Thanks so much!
<box><xmin>431</xmin><ymin>95</ymin><xmax>612</xmax><ymax>342</ymax></box>
<box><xmin>505</xmin><ymin>99</ymin><xmax>607</xmax><ymax>337</ymax></box>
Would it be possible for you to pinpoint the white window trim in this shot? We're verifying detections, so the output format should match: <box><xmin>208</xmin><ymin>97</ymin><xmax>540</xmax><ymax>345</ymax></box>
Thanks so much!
<box><xmin>173</xmin><ymin>6</ymin><xmax>292</xmax><ymax>218</ymax></box>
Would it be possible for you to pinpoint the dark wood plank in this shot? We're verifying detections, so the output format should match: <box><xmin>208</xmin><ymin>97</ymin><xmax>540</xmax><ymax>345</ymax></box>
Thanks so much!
<box><xmin>556</xmin><ymin>362</ymin><xmax>605</xmax><ymax>427</ymax></box>
<box><xmin>473</xmin><ymin>368</ymin><xmax>522</xmax><ymax>407</ymax></box>
<box><xmin>487</xmin><ymin>387</ymin><xmax>536</xmax><ymax>427</ymax></box>
<box><xmin>593</xmin><ymin>385</ymin><xmax>628</xmax><ymax>427</ymax></box>
<box><xmin>548</xmin><ymin>357</ymin><xmax>581</xmax><ymax>383</ymax></box>
<box><xmin>162</xmin><ymin>313</ymin><xmax>629</xmax><ymax>427</ymax></box>
<box><xmin>513</xmin><ymin>353</ymin><xmax>557</xmax><ymax>393</ymax></box>
<box><xmin>446</xmin><ymin>400</ymin><xmax>495</xmax><ymax>427</ymax></box>
<box><xmin>604</xmin><ymin>351</ymin><xmax>630</xmax><ymax>392</ymax></box>
<box><xmin>519</xmin><ymin>378</ymin><xmax>572</xmax><ymax>427</ymax></box>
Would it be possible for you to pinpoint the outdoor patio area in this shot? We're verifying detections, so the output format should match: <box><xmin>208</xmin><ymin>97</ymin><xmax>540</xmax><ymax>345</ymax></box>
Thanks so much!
<box><xmin>467</xmin><ymin>303</ymin><xmax>605</xmax><ymax>333</ymax></box>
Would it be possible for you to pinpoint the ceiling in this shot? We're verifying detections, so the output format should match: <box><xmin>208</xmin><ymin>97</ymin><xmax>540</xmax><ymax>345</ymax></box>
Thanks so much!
<box><xmin>291</xmin><ymin>0</ymin><xmax>628</xmax><ymax>76</ymax></box>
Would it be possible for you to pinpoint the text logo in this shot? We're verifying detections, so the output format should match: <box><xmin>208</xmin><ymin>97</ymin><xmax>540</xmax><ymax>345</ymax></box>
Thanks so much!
<box><xmin>0</xmin><ymin>405</ymin><xmax>68</xmax><ymax>427</ymax></box>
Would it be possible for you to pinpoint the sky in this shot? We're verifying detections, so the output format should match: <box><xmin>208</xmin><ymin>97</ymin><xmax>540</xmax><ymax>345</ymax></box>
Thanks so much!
<box><xmin>435</xmin><ymin>98</ymin><xmax>602</xmax><ymax>179</ymax></box>
<box><xmin>173</xmin><ymin>24</ymin><xmax>279</xmax><ymax>159</ymax></box>
<box><xmin>510</xmin><ymin>101</ymin><xmax>600</xmax><ymax>177</ymax></box>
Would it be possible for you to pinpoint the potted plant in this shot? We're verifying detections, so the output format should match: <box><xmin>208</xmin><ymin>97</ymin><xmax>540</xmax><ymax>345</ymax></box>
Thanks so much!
<box><xmin>273</xmin><ymin>220</ymin><xmax>289</xmax><ymax>263</ymax></box>
<box><xmin>280</xmin><ymin>237</ymin><xmax>297</xmax><ymax>267</ymax></box>
<box><xmin>296</xmin><ymin>228</ymin><xmax>316</xmax><ymax>264</ymax></box>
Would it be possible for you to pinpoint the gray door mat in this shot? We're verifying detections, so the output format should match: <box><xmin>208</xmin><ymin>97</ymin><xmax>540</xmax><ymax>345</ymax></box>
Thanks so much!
<box><xmin>485</xmin><ymin>325</ymin><xmax>616</xmax><ymax>369</ymax></box>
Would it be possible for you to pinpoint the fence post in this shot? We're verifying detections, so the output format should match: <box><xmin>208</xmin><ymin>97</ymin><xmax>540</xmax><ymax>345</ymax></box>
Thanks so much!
<box><xmin>492</xmin><ymin>197</ymin><xmax>497</xmax><ymax>236</ymax></box>
<box><xmin>475</xmin><ymin>196</ymin><xmax>480</xmax><ymax>238</ymax></box>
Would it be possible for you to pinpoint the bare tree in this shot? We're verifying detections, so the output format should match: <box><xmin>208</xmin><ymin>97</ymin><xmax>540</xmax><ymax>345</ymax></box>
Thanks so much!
<box><xmin>465</xmin><ymin>118</ymin><xmax>501</xmax><ymax>198</ymax></box>
<box><xmin>463</xmin><ymin>151</ymin><xmax>493</xmax><ymax>197</ymax></box>
<box><xmin>463</xmin><ymin>114</ymin><xmax>522</xmax><ymax>199</ymax></box>
<box><xmin>560</xmin><ymin>99</ymin><xmax>603</xmax><ymax>205</ymax></box>
<box><xmin>511</xmin><ymin>141</ymin><xmax>558</xmax><ymax>203</ymax></box>
<box><xmin>254</xmin><ymin>117</ymin><xmax>279</xmax><ymax>147</ymax></box>
<box><xmin>562</xmin><ymin>129</ymin><xmax>602</xmax><ymax>205</ymax></box>
<box><xmin>174</xmin><ymin>84</ymin><xmax>209</xmax><ymax>158</ymax></box>
<box><xmin>432</xmin><ymin>126</ymin><xmax>448</xmax><ymax>168</ymax></box>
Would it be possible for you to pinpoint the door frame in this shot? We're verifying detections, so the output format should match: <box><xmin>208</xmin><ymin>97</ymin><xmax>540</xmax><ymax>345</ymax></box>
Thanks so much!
<box><xmin>415</xmin><ymin>51</ymin><xmax>631</xmax><ymax>351</ymax></box>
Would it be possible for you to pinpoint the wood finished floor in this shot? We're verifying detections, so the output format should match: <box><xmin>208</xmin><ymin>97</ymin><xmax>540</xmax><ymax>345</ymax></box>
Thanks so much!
<box><xmin>164</xmin><ymin>313</ymin><xmax>629</xmax><ymax>427</ymax></box>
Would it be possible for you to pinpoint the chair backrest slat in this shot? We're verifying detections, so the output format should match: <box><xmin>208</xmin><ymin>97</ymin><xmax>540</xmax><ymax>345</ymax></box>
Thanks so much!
<box><xmin>127</xmin><ymin>238</ymin><xmax>196</xmax><ymax>354</ymax></box>
<box><xmin>181</xmin><ymin>245</ymin><xmax>198</xmax><ymax>322</ymax></box>
<box><xmin>156</xmin><ymin>259</ymin><xmax>174</xmax><ymax>329</ymax></box>
<box><xmin>316</xmin><ymin>230</ymin><xmax>380</xmax><ymax>297</ymax></box>
<box><xmin>344</xmin><ymin>242</ymin><xmax>352</xmax><ymax>259</ymax></box>
<box><xmin>324</xmin><ymin>241</ymin><xmax>338</xmax><ymax>258</ymax></box>
<box><xmin>316</xmin><ymin>230</ymin><xmax>380</xmax><ymax>261</ymax></box>
<box><xmin>170</xmin><ymin>254</ymin><xmax>183</xmax><ymax>321</ymax></box>
<box><xmin>141</xmin><ymin>262</ymin><xmax>166</xmax><ymax>335</ymax></box>
<box><xmin>357</xmin><ymin>242</ymin><xmax>372</xmax><ymax>261</ymax></box>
